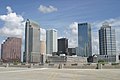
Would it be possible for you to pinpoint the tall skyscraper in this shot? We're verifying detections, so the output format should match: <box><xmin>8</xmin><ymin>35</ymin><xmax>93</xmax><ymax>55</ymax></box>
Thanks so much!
<box><xmin>24</xmin><ymin>19</ymin><xmax>40</xmax><ymax>63</ymax></box>
<box><xmin>99</xmin><ymin>23</ymin><xmax>116</xmax><ymax>55</ymax></box>
<box><xmin>78</xmin><ymin>23</ymin><xmax>92</xmax><ymax>57</ymax></box>
<box><xmin>58</xmin><ymin>38</ymin><xmax>68</xmax><ymax>55</ymax></box>
<box><xmin>46</xmin><ymin>29</ymin><xmax>57</xmax><ymax>55</ymax></box>
<box><xmin>1</xmin><ymin>37</ymin><xmax>22</xmax><ymax>62</ymax></box>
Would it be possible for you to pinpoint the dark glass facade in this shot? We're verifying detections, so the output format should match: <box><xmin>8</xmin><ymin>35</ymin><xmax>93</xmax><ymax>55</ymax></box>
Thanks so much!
<box><xmin>58</xmin><ymin>38</ymin><xmax>68</xmax><ymax>55</ymax></box>
<box><xmin>78</xmin><ymin>23</ymin><xmax>92</xmax><ymax>57</ymax></box>
<box><xmin>68</xmin><ymin>48</ymin><xmax>76</xmax><ymax>56</ymax></box>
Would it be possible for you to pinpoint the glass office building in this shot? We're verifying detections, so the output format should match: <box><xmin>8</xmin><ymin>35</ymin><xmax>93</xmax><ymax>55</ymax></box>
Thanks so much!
<box><xmin>78</xmin><ymin>23</ymin><xmax>92</xmax><ymax>57</ymax></box>
<box><xmin>99</xmin><ymin>24</ymin><xmax>116</xmax><ymax>56</ymax></box>
<box><xmin>58</xmin><ymin>38</ymin><xmax>68</xmax><ymax>55</ymax></box>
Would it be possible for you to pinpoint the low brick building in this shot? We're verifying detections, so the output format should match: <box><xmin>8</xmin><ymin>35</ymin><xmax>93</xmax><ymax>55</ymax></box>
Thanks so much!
<box><xmin>1</xmin><ymin>37</ymin><xmax>22</xmax><ymax>62</ymax></box>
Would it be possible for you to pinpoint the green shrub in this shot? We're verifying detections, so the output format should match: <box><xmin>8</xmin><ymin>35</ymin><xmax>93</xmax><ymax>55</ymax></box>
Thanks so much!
<box><xmin>45</xmin><ymin>59</ymin><xmax>50</xmax><ymax>63</ymax></box>
<box><xmin>111</xmin><ymin>63</ymin><xmax>119</xmax><ymax>65</ymax></box>
<box><xmin>13</xmin><ymin>59</ymin><xmax>19</xmax><ymax>65</ymax></box>
<box><xmin>98</xmin><ymin>60</ymin><xmax>106</xmax><ymax>65</ymax></box>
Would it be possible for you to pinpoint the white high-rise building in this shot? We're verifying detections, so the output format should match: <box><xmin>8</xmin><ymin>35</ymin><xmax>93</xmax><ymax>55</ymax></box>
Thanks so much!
<box><xmin>99</xmin><ymin>23</ymin><xmax>116</xmax><ymax>56</ymax></box>
<box><xmin>98</xmin><ymin>23</ymin><xmax>117</xmax><ymax>62</ymax></box>
<box><xmin>46</xmin><ymin>29</ymin><xmax>57</xmax><ymax>55</ymax></box>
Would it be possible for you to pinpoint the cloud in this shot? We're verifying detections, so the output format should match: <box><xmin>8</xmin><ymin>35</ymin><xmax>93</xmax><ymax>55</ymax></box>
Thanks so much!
<box><xmin>67</xmin><ymin>22</ymin><xmax>78</xmax><ymax>48</ymax></box>
<box><xmin>6</xmin><ymin>6</ymin><xmax>13</xmax><ymax>13</ymax></box>
<box><xmin>0</xmin><ymin>6</ymin><xmax>24</xmax><ymax>37</ymax></box>
<box><xmin>38</xmin><ymin>5</ymin><xmax>58</xmax><ymax>13</ymax></box>
<box><xmin>92</xmin><ymin>31</ymin><xmax>99</xmax><ymax>54</ymax></box>
<box><xmin>69</xmin><ymin>22</ymin><xmax>78</xmax><ymax>35</ymax></box>
<box><xmin>0</xmin><ymin>6</ymin><xmax>47</xmax><ymax>40</ymax></box>
<box><xmin>40</xmin><ymin>28</ymin><xmax>46</xmax><ymax>41</ymax></box>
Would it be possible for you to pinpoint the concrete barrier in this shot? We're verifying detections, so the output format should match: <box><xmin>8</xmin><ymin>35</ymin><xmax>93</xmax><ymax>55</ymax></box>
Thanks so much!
<box><xmin>97</xmin><ymin>63</ymin><xmax>102</xmax><ymax>69</ymax></box>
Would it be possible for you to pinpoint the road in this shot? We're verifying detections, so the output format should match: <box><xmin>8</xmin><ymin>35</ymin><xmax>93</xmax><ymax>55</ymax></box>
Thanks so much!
<box><xmin>0</xmin><ymin>67</ymin><xmax>120</xmax><ymax>80</ymax></box>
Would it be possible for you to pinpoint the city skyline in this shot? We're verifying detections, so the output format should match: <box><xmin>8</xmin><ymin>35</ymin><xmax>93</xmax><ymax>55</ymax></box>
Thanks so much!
<box><xmin>0</xmin><ymin>0</ymin><xmax>120</xmax><ymax>58</ymax></box>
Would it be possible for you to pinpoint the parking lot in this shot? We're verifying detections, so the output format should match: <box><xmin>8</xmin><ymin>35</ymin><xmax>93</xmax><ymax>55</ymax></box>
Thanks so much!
<box><xmin>0</xmin><ymin>67</ymin><xmax>120</xmax><ymax>80</ymax></box>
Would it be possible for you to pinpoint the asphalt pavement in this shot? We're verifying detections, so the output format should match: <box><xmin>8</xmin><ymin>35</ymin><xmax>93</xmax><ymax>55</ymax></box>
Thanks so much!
<box><xmin>0</xmin><ymin>67</ymin><xmax>120</xmax><ymax>80</ymax></box>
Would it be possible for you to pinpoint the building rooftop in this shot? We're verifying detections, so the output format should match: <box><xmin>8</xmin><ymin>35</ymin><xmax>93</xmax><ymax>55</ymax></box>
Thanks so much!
<box><xmin>47</xmin><ymin>29</ymin><xmax>57</xmax><ymax>32</ymax></box>
<box><xmin>26</xmin><ymin>19</ymin><xmax>40</xmax><ymax>28</ymax></box>
<box><xmin>101</xmin><ymin>22</ymin><xmax>111</xmax><ymax>29</ymax></box>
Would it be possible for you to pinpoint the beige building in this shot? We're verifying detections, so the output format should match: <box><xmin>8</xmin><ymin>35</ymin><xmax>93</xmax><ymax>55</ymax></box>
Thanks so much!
<box><xmin>40</xmin><ymin>41</ymin><xmax>46</xmax><ymax>55</ymax></box>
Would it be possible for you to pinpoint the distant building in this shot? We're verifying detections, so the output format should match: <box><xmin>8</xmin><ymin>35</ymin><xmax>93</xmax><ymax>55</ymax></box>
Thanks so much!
<box><xmin>66</xmin><ymin>56</ymin><xmax>87</xmax><ymax>64</ymax></box>
<box><xmin>68</xmin><ymin>48</ymin><xmax>76</xmax><ymax>56</ymax></box>
<box><xmin>46</xmin><ymin>56</ymin><xmax>87</xmax><ymax>64</ymax></box>
<box><xmin>40</xmin><ymin>41</ymin><xmax>46</xmax><ymax>55</ymax></box>
<box><xmin>78</xmin><ymin>23</ymin><xmax>92</xmax><ymax>57</ymax></box>
<box><xmin>58</xmin><ymin>38</ymin><xmax>68</xmax><ymax>55</ymax></box>
<box><xmin>87</xmin><ymin>55</ymin><xmax>98</xmax><ymax>63</ymax></box>
<box><xmin>99</xmin><ymin>23</ymin><xmax>116</xmax><ymax>56</ymax></box>
<box><xmin>87</xmin><ymin>54</ymin><xmax>118</xmax><ymax>63</ymax></box>
<box><xmin>24</xmin><ymin>19</ymin><xmax>40</xmax><ymax>63</ymax></box>
<box><xmin>1</xmin><ymin>37</ymin><xmax>22</xmax><ymax>62</ymax></box>
<box><xmin>47</xmin><ymin>56</ymin><xmax>67</xmax><ymax>63</ymax></box>
<box><xmin>46</xmin><ymin>29</ymin><xmax>57</xmax><ymax>55</ymax></box>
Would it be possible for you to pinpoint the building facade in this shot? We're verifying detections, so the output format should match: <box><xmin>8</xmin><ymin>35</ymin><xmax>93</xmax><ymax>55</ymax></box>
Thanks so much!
<box><xmin>46</xmin><ymin>29</ymin><xmax>57</xmax><ymax>55</ymax></box>
<box><xmin>58</xmin><ymin>38</ymin><xmax>68</xmax><ymax>55</ymax></box>
<box><xmin>24</xmin><ymin>19</ymin><xmax>40</xmax><ymax>63</ymax></box>
<box><xmin>1</xmin><ymin>37</ymin><xmax>22</xmax><ymax>62</ymax></box>
<box><xmin>78</xmin><ymin>23</ymin><xmax>92</xmax><ymax>57</ymax></box>
<box><xmin>99</xmin><ymin>23</ymin><xmax>116</xmax><ymax>56</ymax></box>
<box><xmin>87</xmin><ymin>54</ymin><xmax>118</xmax><ymax>63</ymax></box>
<box><xmin>40</xmin><ymin>41</ymin><xmax>46</xmax><ymax>55</ymax></box>
<box><xmin>68</xmin><ymin>48</ymin><xmax>76</xmax><ymax>56</ymax></box>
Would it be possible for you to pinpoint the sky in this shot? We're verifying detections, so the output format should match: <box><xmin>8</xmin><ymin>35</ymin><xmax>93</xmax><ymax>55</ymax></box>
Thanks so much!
<box><xmin>0</xmin><ymin>0</ymin><xmax>120</xmax><ymax>59</ymax></box>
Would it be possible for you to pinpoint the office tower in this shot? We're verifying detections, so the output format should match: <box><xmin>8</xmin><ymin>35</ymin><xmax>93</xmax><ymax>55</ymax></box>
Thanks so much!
<box><xmin>46</xmin><ymin>29</ymin><xmax>57</xmax><ymax>55</ymax></box>
<box><xmin>40</xmin><ymin>41</ymin><xmax>46</xmax><ymax>55</ymax></box>
<box><xmin>24</xmin><ymin>19</ymin><xmax>40</xmax><ymax>63</ymax></box>
<box><xmin>1</xmin><ymin>37</ymin><xmax>22</xmax><ymax>62</ymax></box>
<box><xmin>99</xmin><ymin>23</ymin><xmax>116</xmax><ymax>55</ymax></box>
<box><xmin>78</xmin><ymin>23</ymin><xmax>92</xmax><ymax>57</ymax></box>
<box><xmin>58</xmin><ymin>38</ymin><xmax>68</xmax><ymax>55</ymax></box>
